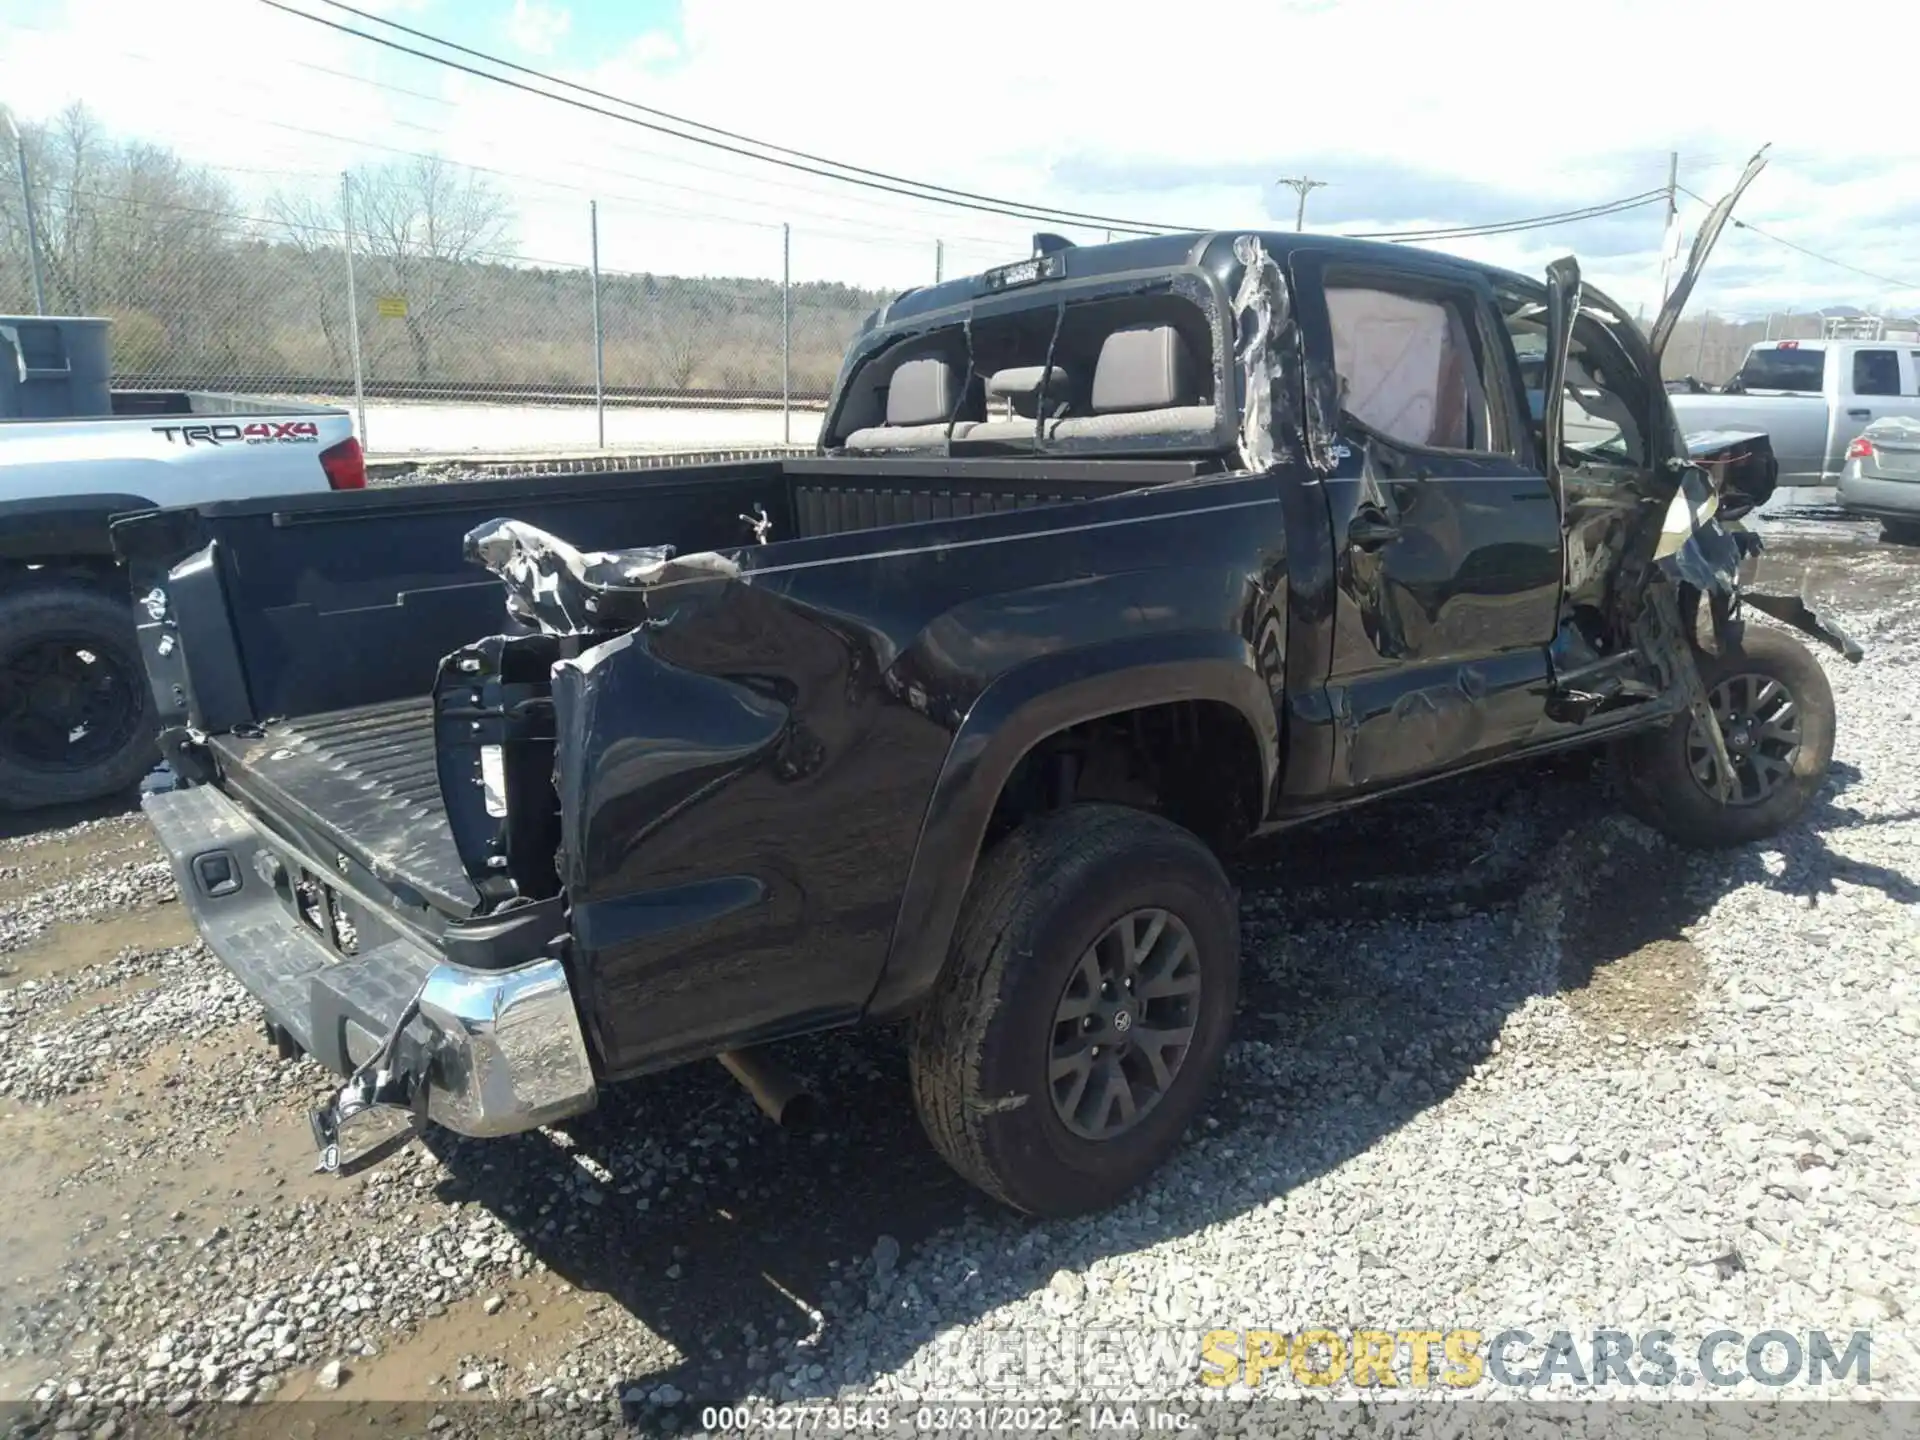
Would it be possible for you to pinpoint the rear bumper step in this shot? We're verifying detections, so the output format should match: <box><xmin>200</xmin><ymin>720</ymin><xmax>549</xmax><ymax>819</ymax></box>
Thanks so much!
<box><xmin>144</xmin><ymin>785</ymin><xmax>597</xmax><ymax>1152</ymax></box>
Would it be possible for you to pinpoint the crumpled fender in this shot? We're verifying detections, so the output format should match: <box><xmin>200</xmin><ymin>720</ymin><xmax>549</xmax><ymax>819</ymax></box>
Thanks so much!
<box><xmin>1649</xmin><ymin>464</ymin><xmax>1860</xmax><ymax>664</ymax></box>
<box><xmin>462</xmin><ymin>517</ymin><xmax>741</xmax><ymax>635</ymax></box>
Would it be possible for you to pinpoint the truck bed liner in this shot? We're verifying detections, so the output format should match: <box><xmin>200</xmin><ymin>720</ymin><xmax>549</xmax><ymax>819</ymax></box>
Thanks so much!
<box><xmin>210</xmin><ymin>697</ymin><xmax>475</xmax><ymax>918</ymax></box>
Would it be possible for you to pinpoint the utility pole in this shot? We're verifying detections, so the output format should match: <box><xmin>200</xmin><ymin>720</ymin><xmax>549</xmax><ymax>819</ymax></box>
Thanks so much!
<box><xmin>781</xmin><ymin>223</ymin><xmax>791</xmax><ymax>445</ymax></box>
<box><xmin>4</xmin><ymin>114</ymin><xmax>48</xmax><ymax>315</ymax></box>
<box><xmin>934</xmin><ymin>239</ymin><xmax>943</xmax><ymax>284</ymax></box>
<box><xmin>340</xmin><ymin>171</ymin><xmax>367</xmax><ymax>447</ymax></box>
<box><xmin>1277</xmin><ymin>176</ymin><xmax>1327</xmax><ymax>232</ymax></box>
<box><xmin>589</xmin><ymin>199</ymin><xmax>604</xmax><ymax>449</ymax></box>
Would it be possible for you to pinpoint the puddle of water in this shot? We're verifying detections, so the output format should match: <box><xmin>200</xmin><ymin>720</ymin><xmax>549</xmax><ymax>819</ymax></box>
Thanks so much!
<box><xmin>278</xmin><ymin>1282</ymin><xmax>601</xmax><ymax>1401</ymax></box>
<box><xmin>0</xmin><ymin>1037</ymin><xmax>343</xmax><ymax>1329</ymax></box>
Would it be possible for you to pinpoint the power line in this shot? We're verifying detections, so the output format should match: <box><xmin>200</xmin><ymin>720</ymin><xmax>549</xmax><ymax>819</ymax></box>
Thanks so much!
<box><xmin>1350</xmin><ymin>189</ymin><xmax>1667</xmax><ymax>242</ymax></box>
<box><xmin>3</xmin><ymin>21</ymin><xmax>1040</xmax><ymax>247</ymax></box>
<box><xmin>1677</xmin><ymin>184</ymin><xmax>1918</xmax><ymax>292</ymax></box>
<box><xmin>279</xmin><ymin>0</ymin><xmax>1675</xmax><ymax>249</ymax></box>
<box><xmin>256</xmin><ymin>0</ymin><xmax>1177</xmax><ymax>236</ymax></box>
<box><xmin>312</xmin><ymin>0</ymin><xmax>1187</xmax><ymax>237</ymax></box>
<box><xmin>13</xmin><ymin>8</ymin><xmax>1691</xmax><ymax>256</ymax></box>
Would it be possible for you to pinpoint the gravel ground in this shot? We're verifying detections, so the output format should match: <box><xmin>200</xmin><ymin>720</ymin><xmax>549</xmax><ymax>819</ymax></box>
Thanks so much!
<box><xmin>1</xmin><ymin>511</ymin><xmax>1915</xmax><ymax>1437</ymax></box>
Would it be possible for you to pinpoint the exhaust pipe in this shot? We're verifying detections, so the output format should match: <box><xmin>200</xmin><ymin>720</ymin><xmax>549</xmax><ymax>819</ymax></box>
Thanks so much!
<box><xmin>718</xmin><ymin>1048</ymin><xmax>817</xmax><ymax>1129</ymax></box>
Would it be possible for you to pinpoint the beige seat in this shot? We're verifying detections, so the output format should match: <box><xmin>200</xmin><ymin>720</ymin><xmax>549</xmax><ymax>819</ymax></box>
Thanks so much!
<box><xmin>843</xmin><ymin>356</ymin><xmax>976</xmax><ymax>452</ymax></box>
<box><xmin>970</xmin><ymin>324</ymin><xmax>1215</xmax><ymax>448</ymax></box>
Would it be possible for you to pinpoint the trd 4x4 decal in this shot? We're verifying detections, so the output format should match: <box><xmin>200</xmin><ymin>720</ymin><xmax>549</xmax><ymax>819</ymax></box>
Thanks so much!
<box><xmin>154</xmin><ymin>421</ymin><xmax>321</xmax><ymax>446</ymax></box>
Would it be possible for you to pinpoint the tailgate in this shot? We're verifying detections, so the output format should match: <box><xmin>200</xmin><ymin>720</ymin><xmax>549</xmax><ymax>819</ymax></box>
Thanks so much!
<box><xmin>208</xmin><ymin>697</ymin><xmax>476</xmax><ymax>920</ymax></box>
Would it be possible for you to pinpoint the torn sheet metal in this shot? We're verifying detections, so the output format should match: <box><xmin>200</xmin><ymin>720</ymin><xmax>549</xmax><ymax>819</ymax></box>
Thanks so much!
<box><xmin>1646</xmin><ymin>458</ymin><xmax>1861</xmax><ymax>663</ymax></box>
<box><xmin>1648</xmin><ymin>146</ymin><xmax>1770</xmax><ymax>361</ymax></box>
<box><xmin>1742</xmin><ymin>591</ymin><xmax>1863</xmax><ymax>663</ymax></box>
<box><xmin>309</xmin><ymin>987</ymin><xmax>430</xmax><ymax>1175</ymax></box>
<box><xmin>1230</xmin><ymin>235</ymin><xmax>1284</xmax><ymax>473</ymax></box>
<box><xmin>1653</xmin><ymin>463</ymin><xmax>1748</xmax><ymax>596</ymax></box>
<box><xmin>1637</xmin><ymin>578</ymin><xmax>1738</xmax><ymax>803</ymax></box>
<box><xmin>1635</xmin><ymin>439</ymin><xmax>1861</xmax><ymax>797</ymax></box>
<box><xmin>464</xmin><ymin>517</ymin><xmax>741</xmax><ymax>636</ymax></box>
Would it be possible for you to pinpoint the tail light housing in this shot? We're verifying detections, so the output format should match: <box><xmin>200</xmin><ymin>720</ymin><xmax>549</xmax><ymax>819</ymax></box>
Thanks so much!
<box><xmin>1846</xmin><ymin>435</ymin><xmax>1875</xmax><ymax>462</ymax></box>
<box><xmin>319</xmin><ymin>436</ymin><xmax>366</xmax><ymax>491</ymax></box>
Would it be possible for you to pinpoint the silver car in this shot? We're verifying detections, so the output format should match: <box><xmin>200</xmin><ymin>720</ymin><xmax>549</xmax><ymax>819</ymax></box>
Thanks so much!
<box><xmin>1838</xmin><ymin>415</ymin><xmax>1920</xmax><ymax>543</ymax></box>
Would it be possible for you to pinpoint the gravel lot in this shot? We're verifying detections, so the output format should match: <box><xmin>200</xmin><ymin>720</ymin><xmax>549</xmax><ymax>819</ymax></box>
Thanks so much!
<box><xmin>2</xmin><ymin>503</ymin><xmax>1916</xmax><ymax>1435</ymax></box>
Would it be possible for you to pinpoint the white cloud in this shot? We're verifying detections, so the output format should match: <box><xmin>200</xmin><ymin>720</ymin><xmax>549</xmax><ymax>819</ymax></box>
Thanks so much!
<box><xmin>623</xmin><ymin>30</ymin><xmax>681</xmax><ymax>68</ymax></box>
<box><xmin>2</xmin><ymin>0</ymin><xmax>1915</xmax><ymax>315</ymax></box>
<box><xmin>505</xmin><ymin>0</ymin><xmax>571</xmax><ymax>57</ymax></box>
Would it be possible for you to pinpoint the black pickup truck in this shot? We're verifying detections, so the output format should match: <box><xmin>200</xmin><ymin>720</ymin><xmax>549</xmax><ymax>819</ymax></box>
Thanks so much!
<box><xmin>115</xmin><ymin>168</ymin><xmax>1860</xmax><ymax>1217</ymax></box>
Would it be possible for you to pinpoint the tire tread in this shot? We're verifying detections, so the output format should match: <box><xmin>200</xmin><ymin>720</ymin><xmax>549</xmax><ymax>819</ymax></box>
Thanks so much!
<box><xmin>0</xmin><ymin>583</ymin><xmax>156</xmax><ymax>811</ymax></box>
<box><xmin>909</xmin><ymin>804</ymin><xmax>1233</xmax><ymax>1212</ymax></box>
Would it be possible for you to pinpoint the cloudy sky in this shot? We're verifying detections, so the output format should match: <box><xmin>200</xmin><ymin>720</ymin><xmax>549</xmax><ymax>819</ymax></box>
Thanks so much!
<box><xmin>3</xmin><ymin>0</ymin><xmax>1914</xmax><ymax>317</ymax></box>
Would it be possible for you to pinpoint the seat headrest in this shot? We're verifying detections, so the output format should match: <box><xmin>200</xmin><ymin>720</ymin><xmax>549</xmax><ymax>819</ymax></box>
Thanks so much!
<box><xmin>1091</xmin><ymin>324</ymin><xmax>1201</xmax><ymax>414</ymax></box>
<box><xmin>986</xmin><ymin>365</ymin><xmax>1071</xmax><ymax>402</ymax></box>
<box><xmin>885</xmin><ymin>356</ymin><xmax>956</xmax><ymax>426</ymax></box>
<box><xmin>987</xmin><ymin>365</ymin><xmax>1072</xmax><ymax>419</ymax></box>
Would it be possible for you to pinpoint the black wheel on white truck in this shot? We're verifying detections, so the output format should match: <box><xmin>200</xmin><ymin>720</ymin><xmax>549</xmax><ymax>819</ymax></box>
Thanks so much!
<box><xmin>909</xmin><ymin>803</ymin><xmax>1241</xmax><ymax>1218</ymax></box>
<box><xmin>0</xmin><ymin>574</ymin><xmax>157</xmax><ymax>810</ymax></box>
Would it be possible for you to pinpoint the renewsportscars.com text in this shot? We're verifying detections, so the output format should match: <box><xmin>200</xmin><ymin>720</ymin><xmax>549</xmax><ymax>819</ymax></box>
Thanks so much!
<box><xmin>1200</xmin><ymin>1327</ymin><xmax>1871</xmax><ymax>1390</ymax></box>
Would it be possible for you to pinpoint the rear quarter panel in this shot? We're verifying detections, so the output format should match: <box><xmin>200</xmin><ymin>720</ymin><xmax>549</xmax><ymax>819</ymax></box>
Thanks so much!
<box><xmin>549</xmin><ymin>474</ymin><xmax>1290</xmax><ymax>1077</ymax></box>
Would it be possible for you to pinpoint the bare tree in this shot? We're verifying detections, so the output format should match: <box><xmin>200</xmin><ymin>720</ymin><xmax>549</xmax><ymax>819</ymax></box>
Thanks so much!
<box><xmin>266</xmin><ymin>192</ymin><xmax>348</xmax><ymax>371</ymax></box>
<box><xmin>0</xmin><ymin>103</ymin><xmax>267</xmax><ymax>375</ymax></box>
<box><xmin>642</xmin><ymin>274</ymin><xmax>711</xmax><ymax>391</ymax></box>
<box><xmin>345</xmin><ymin>155</ymin><xmax>514</xmax><ymax>380</ymax></box>
<box><xmin>2</xmin><ymin>109</ymin><xmax>891</xmax><ymax>395</ymax></box>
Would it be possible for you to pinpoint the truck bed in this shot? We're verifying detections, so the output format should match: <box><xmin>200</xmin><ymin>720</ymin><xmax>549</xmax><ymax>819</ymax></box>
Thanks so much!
<box><xmin>211</xmin><ymin>697</ymin><xmax>473</xmax><ymax>918</ymax></box>
<box><xmin>119</xmin><ymin>454</ymin><xmax>1215</xmax><ymax>922</ymax></box>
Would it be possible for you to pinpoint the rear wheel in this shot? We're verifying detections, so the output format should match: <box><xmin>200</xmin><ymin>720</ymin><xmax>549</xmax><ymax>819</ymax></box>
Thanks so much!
<box><xmin>909</xmin><ymin>804</ymin><xmax>1240</xmax><ymax>1217</ymax></box>
<box><xmin>1613</xmin><ymin>626</ymin><xmax>1833</xmax><ymax>849</ymax></box>
<box><xmin>1879</xmin><ymin>519</ymin><xmax>1920</xmax><ymax>546</ymax></box>
<box><xmin>0</xmin><ymin>583</ymin><xmax>157</xmax><ymax>810</ymax></box>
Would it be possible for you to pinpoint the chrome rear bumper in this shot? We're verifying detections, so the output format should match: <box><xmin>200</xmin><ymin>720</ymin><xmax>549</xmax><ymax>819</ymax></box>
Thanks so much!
<box><xmin>415</xmin><ymin>955</ymin><xmax>597</xmax><ymax>1138</ymax></box>
<box><xmin>143</xmin><ymin>784</ymin><xmax>597</xmax><ymax>1152</ymax></box>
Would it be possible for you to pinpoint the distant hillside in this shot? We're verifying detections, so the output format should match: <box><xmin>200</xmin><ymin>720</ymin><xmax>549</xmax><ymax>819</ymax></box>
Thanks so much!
<box><xmin>0</xmin><ymin>236</ymin><xmax>893</xmax><ymax>400</ymax></box>
<box><xmin>0</xmin><ymin>108</ymin><xmax>896</xmax><ymax>401</ymax></box>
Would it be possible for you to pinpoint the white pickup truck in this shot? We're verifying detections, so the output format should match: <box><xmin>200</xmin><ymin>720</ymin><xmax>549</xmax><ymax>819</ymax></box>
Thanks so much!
<box><xmin>1668</xmin><ymin>339</ymin><xmax>1920</xmax><ymax>485</ymax></box>
<box><xmin>1</xmin><ymin>389</ymin><xmax>361</xmax><ymax>809</ymax></box>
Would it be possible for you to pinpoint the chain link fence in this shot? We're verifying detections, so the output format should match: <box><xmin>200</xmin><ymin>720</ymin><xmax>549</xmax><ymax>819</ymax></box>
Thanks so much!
<box><xmin>1656</xmin><ymin>309</ymin><xmax>1837</xmax><ymax>386</ymax></box>
<box><xmin>4</xmin><ymin>124</ymin><xmax>1881</xmax><ymax>453</ymax></box>
<box><xmin>0</xmin><ymin>136</ymin><xmax>975</xmax><ymax>453</ymax></box>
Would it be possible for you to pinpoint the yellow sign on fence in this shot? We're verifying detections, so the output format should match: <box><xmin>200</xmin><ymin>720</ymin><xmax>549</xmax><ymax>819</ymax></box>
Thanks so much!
<box><xmin>375</xmin><ymin>295</ymin><xmax>408</xmax><ymax>319</ymax></box>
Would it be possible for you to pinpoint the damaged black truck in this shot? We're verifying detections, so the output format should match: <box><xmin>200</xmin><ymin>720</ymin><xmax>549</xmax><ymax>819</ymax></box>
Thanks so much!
<box><xmin>115</xmin><ymin>165</ymin><xmax>1861</xmax><ymax>1217</ymax></box>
